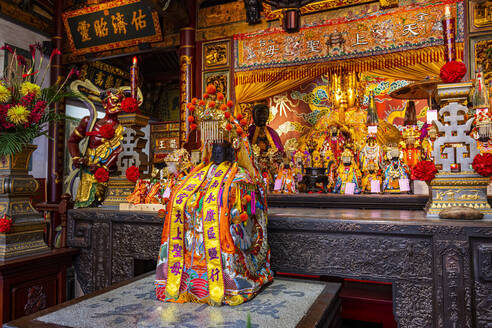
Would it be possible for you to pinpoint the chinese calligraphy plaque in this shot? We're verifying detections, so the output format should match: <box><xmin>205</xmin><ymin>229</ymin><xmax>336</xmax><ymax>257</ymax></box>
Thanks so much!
<box><xmin>63</xmin><ymin>0</ymin><xmax>162</xmax><ymax>55</ymax></box>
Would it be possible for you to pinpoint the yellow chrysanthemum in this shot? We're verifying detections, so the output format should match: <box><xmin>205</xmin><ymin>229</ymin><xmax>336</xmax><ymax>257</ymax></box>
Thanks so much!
<box><xmin>20</xmin><ymin>81</ymin><xmax>41</xmax><ymax>97</ymax></box>
<box><xmin>0</xmin><ymin>84</ymin><xmax>10</xmax><ymax>103</ymax></box>
<box><xmin>7</xmin><ymin>105</ymin><xmax>30</xmax><ymax>125</ymax></box>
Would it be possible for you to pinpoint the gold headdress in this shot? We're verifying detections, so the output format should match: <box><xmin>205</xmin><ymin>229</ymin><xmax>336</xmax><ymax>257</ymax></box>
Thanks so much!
<box><xmin>187</xmin><ymin>85</ymin><xmax>246</xmax><ymax>146</ymax></box>
<box><xmin>402</xmin><ymin>126</ymin><xmax>420</xmax><ymax>140</ymax></box>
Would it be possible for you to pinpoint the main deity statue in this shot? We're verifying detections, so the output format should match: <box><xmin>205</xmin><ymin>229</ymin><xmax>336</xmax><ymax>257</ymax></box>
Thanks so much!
<box><xmin>155</xmin><ymin>86</ymin><xmax>272</xmax><ymax>306</ymax></box>
<box><xmin>66</xmin><ymin>80</ymin><xmax>140</xmax><ymax>207</ymax></box>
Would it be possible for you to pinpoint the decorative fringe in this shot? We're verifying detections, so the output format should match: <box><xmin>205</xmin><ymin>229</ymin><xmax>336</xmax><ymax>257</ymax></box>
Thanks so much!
<box><xmin>234</xmin><ymin>43</ymin><xmax>464</xmax><ymax>85</ymax></box>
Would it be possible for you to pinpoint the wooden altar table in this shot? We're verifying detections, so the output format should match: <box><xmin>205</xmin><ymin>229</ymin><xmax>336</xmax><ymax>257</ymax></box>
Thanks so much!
<box><xmin>65</xmin><ymin>204</ymin><xmax>492</xmax><ymax>328</ymax></box>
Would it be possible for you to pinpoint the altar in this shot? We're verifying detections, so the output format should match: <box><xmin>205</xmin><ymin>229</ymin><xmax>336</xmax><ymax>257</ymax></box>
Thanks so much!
<box><xmin>66</xmin><ymin>200</ymin><xmax>492</xmax><ymax>328</ymax></box>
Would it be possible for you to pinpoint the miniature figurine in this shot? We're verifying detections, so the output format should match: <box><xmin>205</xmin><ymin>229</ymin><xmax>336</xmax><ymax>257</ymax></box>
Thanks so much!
<box><xmin>333</xmin><ymin>148</ymin><xmax>362</xmax><ymax>194</ymax></box>
<box><xmin>400</xmin><ymin>126</ymin><xmax>421</xmax><ymax>169</ymax></box>
<box><xmin>382</xmin><ymin>146</ymin><xmax>411</xmax><ymax>193</ymax></box>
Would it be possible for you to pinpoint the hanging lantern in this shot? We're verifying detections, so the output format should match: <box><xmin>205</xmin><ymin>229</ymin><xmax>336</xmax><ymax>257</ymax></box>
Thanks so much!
<box><xmin>282</xmin><ymin>8</ymin><xmax>300</xmax><ymax>33</ymax></box>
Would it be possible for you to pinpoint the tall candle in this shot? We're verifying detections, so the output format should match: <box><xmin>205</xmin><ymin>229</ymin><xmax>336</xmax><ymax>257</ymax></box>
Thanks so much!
<box><xmin>130</xmin><ymin>56</ymin><xmax>138</xmax><ymax>99</ymax></box>
<box><xmin>442</xmin><ymin>4</ymin><xmax>456</xmax><ymax>63</ymax></box>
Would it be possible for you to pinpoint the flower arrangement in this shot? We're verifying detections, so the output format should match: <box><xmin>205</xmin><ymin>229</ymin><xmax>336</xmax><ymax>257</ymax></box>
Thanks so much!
<box><xmin>0</xmin><ymin>44</ymin><xmax>78</xmax><ymax>156</ymax></box>
<box><xmin>94</xmin><ymin>167</ymin><xmax>109</xmax><ymax>182</ymax></box>
<box><xmin>411</xmin><ymin>160</ymin><xmax>438</xmax><ymax>183</ymax></box>
<box><xmin>472</xmin><ymin>153</ymin><xmax>492</xmax><ymax>177</ymax></box>
<box><xmin>439</xmin><ymin>60</ymin><xmax>467</xmax><ymax>83</ymax></box>
<box><xmin>0</xmin><ymin>214</ymin><xmax>12</xmax><ymax>233</ymax></box>
<box><xmin>125</xmin><ymin>165</ymin><xmax>140</xmax><ymax>183</ymax></box>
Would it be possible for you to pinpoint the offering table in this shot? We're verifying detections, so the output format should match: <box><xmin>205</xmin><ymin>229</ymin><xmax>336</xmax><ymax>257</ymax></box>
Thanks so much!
<box><xmin>67</xmin><ymin>203</ymin><xmax>492</xmax><ymax>328</ymax></box>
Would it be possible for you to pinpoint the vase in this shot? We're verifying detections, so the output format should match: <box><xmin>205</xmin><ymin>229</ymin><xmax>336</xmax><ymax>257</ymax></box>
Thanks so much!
<box><xmin>0</xmin><ymin>144</ymin><xmax>49</xmax><ymax>260</ymax></box>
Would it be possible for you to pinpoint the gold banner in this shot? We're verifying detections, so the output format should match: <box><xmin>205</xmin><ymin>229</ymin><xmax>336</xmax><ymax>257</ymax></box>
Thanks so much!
<box><xmin>202</xmin><ymin>162</ymin><xmax>232</xmax><ymax>305</ymax></box>
<box><xmin>165</xmin><ymin>163</ymin><xmax>211</xmax><ymax>299</ymax></box>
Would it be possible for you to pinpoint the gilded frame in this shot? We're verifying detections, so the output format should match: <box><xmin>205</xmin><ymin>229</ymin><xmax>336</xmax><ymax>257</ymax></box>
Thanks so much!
<box><xmin>469</xmin><ymin>0</ymin><xmax>492</xmax><ymax>34</ymax></box>
<box><xmin>62</xmin><ymin>0</ymin><xmax>162</xmax><ymax>56</ymax></box>
<box><xmin>202</xmin><ymin>40</ymin><xmax>230</xmax><ymax>70</ymax></box>
<box><xmin>202</xmin><ymin>70</ymin><xmax>230</xmax><ymax>99</ymax></box>
<box><xmin>470</xmin><ymin>34</ymin><xmax>492</xmax><ymax>85</ymax></box>
<box><xmin>262</xmin><ymin>0</ymin><xmax>375</xmax><ymax>21</ymax></box>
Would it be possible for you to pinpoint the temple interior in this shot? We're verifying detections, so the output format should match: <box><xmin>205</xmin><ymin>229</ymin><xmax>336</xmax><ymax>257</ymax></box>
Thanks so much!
<box><xmin>0</xmin><ymin>0</ymin><xmax>491</xmax><ymax>327</ymax></box>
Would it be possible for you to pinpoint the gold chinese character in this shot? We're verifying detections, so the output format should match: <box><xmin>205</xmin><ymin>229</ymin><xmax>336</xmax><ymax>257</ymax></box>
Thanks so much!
<box><xmin>94</xmin><ymin>18</ymin><xmax>109</xmax><ymax>38</ymax></box>
<box><xmin>111</xmin><ymin>12</ymin><xmax>128</xmax><ymax>35</ymax></box>
<box><xmin>105</xmin><ymin>75</ymin><xmax>114</xmax><ymax>89</ymax></box>
<box><xmin>132</xmin><ymin>9</ymin><xmax>147</xmax><ymax>31</ymax></box>
<box><xmin>77</xmin><ymin>20</ymin><xmax>91</xmax><ymax>42</ymax></box>
<box><xmin>95</xmin><ymin>71</ymin><xmax>105</xmax><ymax>87</ymax></box>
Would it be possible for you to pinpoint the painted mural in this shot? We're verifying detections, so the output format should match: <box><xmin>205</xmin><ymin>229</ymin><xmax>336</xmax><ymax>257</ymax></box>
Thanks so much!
<box><xmin>265</xmin><ymin>75</ymin><xmax>428</xmax><ymax>147</ymax></box>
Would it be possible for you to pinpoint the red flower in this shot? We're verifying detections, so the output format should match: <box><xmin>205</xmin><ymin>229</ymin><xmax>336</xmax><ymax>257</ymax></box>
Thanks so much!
<box><xmin>227</xmin><ymin>100</ymin><xmax>233</xmax><ymax>108</ymax></box>
<box><xmin>226</xmin><ymin>123</ymin><xmax>232</xmax><ymax>131</ymax></box>
<box><xmin>0</xmin><ymin>215</ymin><xmax>12</xmax><ymax>233</ymax></box>
<box><xmin>190</xmin><ymin>123</ymin><xmax>197</xmax><ymax>130</ymax></box>
<box><xmin>191</xmin><ymin>98</ymin><xmax>198</xmax><ymax>105</ymax></box>
<box><xmin>121</xmin><ymin>97</ymin><xmax>138</xmax><ymax>113</ymax></box>
<box><xmin>236</xmin><ymin>113</ymin><xmax>243</xmax><ymax>120</ymax></box>
<box><xmin>217</xmin><ymin>92</ymin><xmax>224</xmax><ymax>100</ymax></box>
<box><xmin>220</xmin><ymin>104</ymin><xmax>228</xmax><ymax>111</ymax></box>
<box><xmin>224</xmin><ymin>111</ymin><xmax>231</xmax><ymax>119</ymax></box>
<box><xmin>49</xmin><ymin>48</ymin><xmax>61</xmax><ymax>61</ymax></box>
<box><xmin>440</xmin><ymin>60</ymin><xmax>467</xmax><ymax>83</ymax></box>
<box><xmin>198</xmin><ymin>100</ymin><xmax>205</xmax><ymax>106</ymax></box>
<box><xmin>411</xmin><ymin>160</ymin><xmax>438</xmax><ymax>182</ymax></box>
<box><xmin>188</xmin><ymin>115</ymin><xmax>194</xmax><ymax>122</ymax></box>
<box><xmin>157</xmin><ymin>209</ymin><xmax>166</xmax><ymax>218</ymax></box>
<box><xmin>240</xmin><ymin>118</ymin><xmax>247</xmax><ymax>126</ymax></box>
<box><xmin>1</xmin><ymin>45</ymin><xmax>13</xmax><ymax>54</ymax></box>
<box><xmin>208</xmin><ymin>101</ymin><xmax>216</xmax><ymax>108</ymax></box>
<box><xmin>17</xmin><ymin>55</ymin><xmax>27</xmax><ymax>66</ymax></box>
<box><xmin>126</xmin><ymin>166</ymin><xmax>140</xmax><ymax>183</ymax></box>
<box><xmin>94</xmin><ymin>167</ymin><xmax>109</xmax><ymax>182</ymax></box>
<box><xmin>98</xmin><ymin>124</ymin><xmax>115</xmax><ymax>139</ymax></box>
<box><xmin>203</xmin><ymin>93</ymin><xmax>209</xmax><ymax>99</ymax></box>
<box><xmin>188</xmin><ymin>104</ymin><xmax>195</xmax><ymax>112</ymax></box>
<box><xmin>472</xmin><ymin>153</ymin><xmax>492</xmax><ymax>177</ymax></box>
<box><xmin>236</xmin><ymin>126</ymin><xmax>243</xmax><ymax>135</ymax></box>
<box><xmin>206</xmin><ymin>84</ymin><xmax>216</xmax><ymax>94</ymax></box>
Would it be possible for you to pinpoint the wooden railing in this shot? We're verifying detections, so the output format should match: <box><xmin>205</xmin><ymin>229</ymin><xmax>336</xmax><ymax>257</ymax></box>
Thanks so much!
<box><xmin>35</xmin><ymin>194</ymin><xmax>73</xmax><ymax>249</ymax></box>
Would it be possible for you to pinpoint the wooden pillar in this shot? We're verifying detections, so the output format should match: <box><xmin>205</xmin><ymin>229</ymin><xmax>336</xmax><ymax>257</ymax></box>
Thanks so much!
<box><xmin>47</xmin><ymin>0</ymin><xmax>65</xmax><ymax>204</ymax></box>
<box><xmin>179</xmin><ymin>0</ymin><xmax>196</xmax><ymax>144</ymax></box>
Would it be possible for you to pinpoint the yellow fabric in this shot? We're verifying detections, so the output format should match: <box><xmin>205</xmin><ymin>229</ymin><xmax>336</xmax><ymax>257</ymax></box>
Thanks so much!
<box><xmin>202</xmin><ymin>162</ymin><xmax>231</xmax><ymax>306</ymax></box>
<box><xmin>166</xmin><ymin>164</ymin><xmax>211</xmax><ymax>300</ymax></box>
<box><xmin>234</xmin><ymin>43</ymin><xmax>464</xmax><ymax>104</ymax></box>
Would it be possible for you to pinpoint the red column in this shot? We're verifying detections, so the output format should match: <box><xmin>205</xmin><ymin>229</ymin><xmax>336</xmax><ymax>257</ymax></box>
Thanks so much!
<box><xmin>47</xmin><ymin>0</ymin><xmax>65</xmax><ymax>203</ymax></box>
<box><xmin>179</xmin><ymin>0</ymin><xmax>196</xmax><ymax>145</ymax></box>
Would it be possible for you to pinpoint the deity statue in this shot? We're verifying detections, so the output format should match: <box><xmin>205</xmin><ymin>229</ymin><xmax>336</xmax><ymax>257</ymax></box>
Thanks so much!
<box><xmin>68</xmin><ymin>87</ymin><xmax>128</xmax><ymax>208</ymax></box>
<box><xmin>359</xmin><ymin>135</ymin><xmax>383</xmax><ymax>193</ymax></box>
<box><xmin>274</xmin><ymin>160</ymin><xmax>298</xmax><ymax>194</ymax></box>
<box><xmin>421</xmin><ymin>124</ymin><xmax>438</xmax><ymax>160</ymax></box>
<box><xmin>361</xmin><ymin>162</ymin><xmax>382</xmax><ymax>193</ymax></box>
<box><xmin>382</xmin><ymin>146</ymin><xmax>410</xmax><ymax>193</ymax></box>
<box><xmin>333</xmin><ymin>148</ymin><xmax>362</xmax><ymax>194</ymax></box>
<box><xmin>400</xmin><ymin>126</ymin><xmax>421</xmax><ymax>169</ymax></box>
<box><xmin>248</xmin><ymin>103</ymin><xmax>284</xmax><ymax>154</ymax></box>
<box><xmin>155</xmin><ymin>88</ymin><xmax>271</xmax><ymax>306</ymax></box>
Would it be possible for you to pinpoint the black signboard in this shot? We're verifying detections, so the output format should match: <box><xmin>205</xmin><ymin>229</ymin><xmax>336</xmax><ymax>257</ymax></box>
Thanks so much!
<box><xmin>63</xmin><ymin>0</ymin><xmax>162</xmax><ymax>55</ymax></box>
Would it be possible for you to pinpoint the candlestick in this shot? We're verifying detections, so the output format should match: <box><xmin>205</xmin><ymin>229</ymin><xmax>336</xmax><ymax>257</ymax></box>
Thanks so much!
<box><xmin>442</xmin><ymin>4</ymin><xmax>456</xmax><ymax>63</ymax></box>
<box><xmin>130</xmin><ymin>56</ymin><xmax>138</xmax><ymax>99</ymax></box>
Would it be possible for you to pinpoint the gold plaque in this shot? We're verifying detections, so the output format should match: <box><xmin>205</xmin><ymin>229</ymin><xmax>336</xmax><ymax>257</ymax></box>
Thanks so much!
<box><xmin>203</xmin><ymin>70</ymin><xmax>229</xmax><ymax>99</ymax></box>
<box><xmin>470</xmin><ymin>1</ymin><xmax>492</xmax><ymax>32</ymax></box>
<box><xmin>203</xmin><ymin>40</ymin><xmax>229</xmax><ymax>70</ymax></box>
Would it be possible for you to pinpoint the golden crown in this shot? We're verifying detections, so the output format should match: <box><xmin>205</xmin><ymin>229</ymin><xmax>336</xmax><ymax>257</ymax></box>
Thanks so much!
<box><xmin>187</xmin><ymin>84</ymin><xmax>247</xmax><ymax>145</ymax></box>
<box><xmin>402</xmin><ymin>126</ymin><xmax>420</xmax><ymax>140</ymax></box>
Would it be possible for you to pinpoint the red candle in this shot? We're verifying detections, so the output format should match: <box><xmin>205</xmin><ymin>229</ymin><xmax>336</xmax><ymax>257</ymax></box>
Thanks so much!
<box><xmin>442</xmin><ymin>5</ymin><xmax>456</xmax><ymax>63</ymax></box>
<box><xmin>130</xmin><ymin>56</ymin><xmax>138</xmax><ymax>99</ymax></box>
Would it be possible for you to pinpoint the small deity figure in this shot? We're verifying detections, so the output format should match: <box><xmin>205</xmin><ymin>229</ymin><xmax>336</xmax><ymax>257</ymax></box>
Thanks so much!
<box><xmin>400</xmin><ymin>126</ymin><xmax>421</xmax><ymax>169</ymax></box>
<box><xmin>361</xmin><ymin>162</ymin><xmax>382</xmax><ymax>193</ymax></box>
<box><xmin>382</xmin><ymin>147</ymin><xmax>411</xmax><ymax>193</ymax></box>
<box><xmin>359</xmin><ymin>135</ymin><xmax>383</xmax><ymax>193</ymax></box>
<box><xmin>421</xmin><ymin>124</ymin><xmax>438</xmax><ymax>160</ymax></box>
<box><xmin>274</xmin><ymin>161</ymin><xmax>298</xmax><ymax>194</ymax></box>
<box><xmin>324</xmin><ymin>125</ymin><xmax>346</xmax><ymax>165</ymax></box>
<box><xmin>68</xmin><ymin>89</ymin><xmax>126</xmax><ymax>208</ymax></box>
<box><xmin>333</xmin><ymin>148</ymin><xmax>362</xmax><ymax>194</ymax></box>
<box><xmin>292</xmin><ymin>151</ymin><xmax>304</xmax><ymax>185</ymax></box>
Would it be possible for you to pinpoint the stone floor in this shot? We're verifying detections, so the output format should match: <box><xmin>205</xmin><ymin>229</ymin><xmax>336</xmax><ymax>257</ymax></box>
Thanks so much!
<box><xmin>37</xmin><ymin>275</ymin><xmax>327</xmax><ymax>328</ymax></box>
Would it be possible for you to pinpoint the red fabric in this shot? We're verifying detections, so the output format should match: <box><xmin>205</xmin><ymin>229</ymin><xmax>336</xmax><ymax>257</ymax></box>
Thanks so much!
<box><xmin>94</xmin><ymin>167</ymin><xmax>109</xmax><ymax>182</ymax></box>
<box><xmin>411</xmin><ymin>160</ymin><xmax>438</xmax><ymax>182</ymax></box>
<box><xmin>440</xmin><ymin>61</ymin><xmax>467</xmax><ymax>83</ymax></box>
<box><xmin>121</xmin><ymin>97</ymin><xmax>138</xmax><ymax>113</ymax></box>
<box><xmin>125</xmin><ymin>166</ymin><xmax>140</xmax><ymax>183</ymax></box>
<box><xmin>473</xmin><ymin>153</ymin><xmax>492</xmax><ymax>177</ymax></box>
